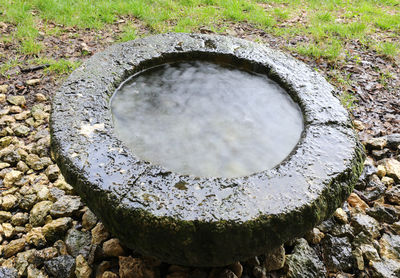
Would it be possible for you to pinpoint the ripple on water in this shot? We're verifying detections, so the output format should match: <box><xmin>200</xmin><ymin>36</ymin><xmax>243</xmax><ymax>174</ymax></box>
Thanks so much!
<box><xmin>111</xmin><ymin>61</ymin><xmax>304</xmax><ymax>178</ymax></box>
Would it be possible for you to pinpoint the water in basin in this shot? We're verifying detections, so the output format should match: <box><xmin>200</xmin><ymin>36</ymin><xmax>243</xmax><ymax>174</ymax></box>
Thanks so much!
<box><xmin>111</xmin><ymin>61</ymin><xmax>303</xmax><ymax>178</ymax></box>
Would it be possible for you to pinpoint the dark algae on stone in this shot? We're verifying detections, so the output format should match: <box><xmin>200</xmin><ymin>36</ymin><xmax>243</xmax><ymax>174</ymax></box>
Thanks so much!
<box><xmin>50</xmin><ymin>33</ymin><xmax>365</xmax><ymax>266</ymax></box>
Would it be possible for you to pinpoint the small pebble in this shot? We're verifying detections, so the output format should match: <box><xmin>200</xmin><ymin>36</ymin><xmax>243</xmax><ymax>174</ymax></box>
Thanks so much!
<box><xmin>2</xmin><ymin>195</ymin><xmax>17</xmax><ymax>211</ymax></box>
<box><xmin>102</xmin><ymin>271</ymin><xmax>118</xmax><ymax>278</ymax></box>
<box><xmin>333</xmin><ymin>208</ymin><xmax>348</xmax><ymax>224</ymax></box>
<box><xmin>103</xmin><ymin>238</ymin><xmax>125</xmax><ymax>257</ymax></box>
<box><xmin>35</xmin><ymin>93</ymin><xmax>47</xmax><ymax>102</ymax></box>
<box><xmin>382</xmin><ymin>176</ymin><xmax>394</xmax><ymax>187</ymax></box>
<box><xmin>0</xmin><ymin>84</ymin><xmax>8</xmax><ymax>93</ymax></box>
<box><xmin>9</xmin><ymin>106</ymin><xmax>22</xmax><ymax>114</ymax></box>
<box><xmin>353</xmin><ymin>120</ymin><xmax>365</xmax><ymax>131</ymax></box>
<box><xmin>376</xmin><ymin>165</ymin><xmax>386</xmax><ymax>178</ymax></box>
<box><xmin>0</xmin><ymin>162</ymin><xmax>10</xmax><ymax>170</ymax></box>
<box><xmin>26</xmin><ymin>79</ymin><xmax>41</xmax><ymax>86</ymax></box>
<box><xmin>91</xmin><ymin>222</ymin><xmax>109</xmax><ymax>245</ymax></box>
<box><xmin>0</xmin><ymin>211</ymin><xmax>12</xmax><ymax>223</ymax></box>
<box><xmin>7</xmin><ymin>95</ymin><xmax>26</xmax><ymax>106</ymax></box>
<box><xmin>347</xmin><ymin>193</ymin><xmax>369</xmax><ymax>211</ymax></box>
<box><xmin>365</xmin><ymin>137</ymin><xmax>387</xmax><ymax>150</ymax></box>
<box><xmin>75</xmin><ymin>255</ymin><xmax>93</xmax><ymax>278</ymax></box>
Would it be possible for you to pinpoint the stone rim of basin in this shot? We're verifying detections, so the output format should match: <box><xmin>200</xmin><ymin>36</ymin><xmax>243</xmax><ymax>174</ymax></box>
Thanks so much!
<box><xmin>50</xmin><ymin>33</ymin><xmax>365</xmax><ymax>266</ymax></box>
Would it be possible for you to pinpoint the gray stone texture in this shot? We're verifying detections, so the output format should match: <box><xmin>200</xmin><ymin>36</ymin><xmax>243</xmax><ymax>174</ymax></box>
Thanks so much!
<box><xmin>50</xmin><ymin>33</ymin><xmax>364</xmax><ymax>266</ymax></box>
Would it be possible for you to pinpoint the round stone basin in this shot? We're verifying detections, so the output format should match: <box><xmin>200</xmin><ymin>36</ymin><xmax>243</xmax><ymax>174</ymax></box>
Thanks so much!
<box><xmin>50</xmin><ymin>33</ymin><xmax>365</xmax><ymax>267</ymax></box>
<box><xmin>111</xmin><ymin>61</ymin><xmax>304</xmax><ymax>178</ymax></box>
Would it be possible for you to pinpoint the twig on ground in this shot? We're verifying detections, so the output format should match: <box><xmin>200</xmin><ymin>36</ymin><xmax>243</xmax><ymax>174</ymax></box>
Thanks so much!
<box><xmin>20</xmin><ymin>64</ymin><xmax>50</xmax><ymax>73</ymax></box>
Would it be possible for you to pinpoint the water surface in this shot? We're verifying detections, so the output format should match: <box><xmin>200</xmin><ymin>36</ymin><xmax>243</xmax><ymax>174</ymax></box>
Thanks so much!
<box><xmin>111</xmin><ymin>61</ymin><xmax>303</xmax><ymax>178</ymax></box>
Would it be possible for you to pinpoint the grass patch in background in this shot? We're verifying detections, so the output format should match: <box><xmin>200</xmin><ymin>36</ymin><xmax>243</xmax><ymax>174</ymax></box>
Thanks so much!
<box><xmin>294</xmin><ymin>39</ymin><xmax>344</xmax><ymax>61</ymax></box>
<box><xmin>375</xmin><ymin>41</ymin><xmax>400</xmax><ymax>59</ymax></box>
<box><xmin>221</xmin><ymin>0</ymin><xmax>276</xmax><ymax>27</ymax></box>
<box><xmin>119</xmin><ymin>24</ymin><xmax>138</xmax><ymax>42</ymax></box>
<box><xmin>0</xmin><ymin>58</ymin><xmax>21</xmax><ymax>77</ymax></box>
<box><xmin>0</xmin><ymin>57</ymin><xmax>80</xmax><ymax>77</ymax></box>
<box><xmin>273</xmin><ymin>8</ymin><xmax>290</xmax><ymax>21</ymax></box>
<box><xmin>0</xmin><ymin>0</ymin><xmax>398</xmax><ymax>66</ymax></box>
<box><xmin>20</xmin><ymin>39</ymin><xmax>43</xmax><ymax>55</ymax></box>
<box><xmin>29</xmin><ymin>58</ymin><xmax>81</xmax><ymax>75</ymax></box>
<box><xmin>340</xmin><ymin>91</ymin><xmax>358</xmax><ymax>110</ymax></box>
<box><xmin>378</xmin><ymin>69</ymin><xmax>395</xmax><ymax>88</ymax></box>
<box><xmin>45</xmin><ymin>59</ymin><xmax>81</xmax><ymax>75</ymax></box>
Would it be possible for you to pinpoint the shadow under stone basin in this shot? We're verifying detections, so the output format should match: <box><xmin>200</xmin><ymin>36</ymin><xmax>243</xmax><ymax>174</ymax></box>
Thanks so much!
<box><xmin>50</xmin><ymin>33</ymin><xmax>365</xmax><ymax>266</ymax></box>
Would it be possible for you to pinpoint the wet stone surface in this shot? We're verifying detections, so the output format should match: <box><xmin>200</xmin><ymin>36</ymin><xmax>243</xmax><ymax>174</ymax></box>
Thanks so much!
<box><xmin>50</xmin><ymin>33</ymin><xmax>364</xmax><ymax>266</ymax></box>
<box><xmin>0</xmin><ymin>31</ymin><xmax>399</xmax><ymax>277</ymax></box>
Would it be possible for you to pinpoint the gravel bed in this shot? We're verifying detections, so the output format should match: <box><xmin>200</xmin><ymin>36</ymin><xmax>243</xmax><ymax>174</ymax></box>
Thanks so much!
<box><xmin>0</xmin><ymin>29</ymin><xmax>399</xmax><ymax>278</ymax></box>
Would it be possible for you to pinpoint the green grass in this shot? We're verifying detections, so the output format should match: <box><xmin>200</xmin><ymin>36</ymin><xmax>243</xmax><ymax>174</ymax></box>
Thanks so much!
<box><xmin>375</xmin><ymin>41</ymin><xmax>400</xmax><ymax>59</ymax></box>
<box><xmin>0</xmin><ymin>0</ymin><xmax>398</xmax><ymax>66</ymax></box>
<box><xmin>46</xmin><ymin>59</ymin><xmax>81</xmax><ymax>74</ymax></box>
<box><xmin>0</xmin><ymin>58</ymin><xmax>21</xmax><ymax>77</ymax></box>
<box><xmin>340</xmin><ymin>91</ymin><xmax>358</xmax><ymax>110</ymax></box>
<box><xmin>378</xmin><ymin>69</ymin><xmax>395</xmax><ymax>88</ymax></box>
<box><xmin>221</xmin><ymin>0</ymin><xmax>276</xmax><ymax>27</ymax></box>
<box><xmin>0</xmin><ymin>57</ymin><xmax>80</xmax><ymax>77</ymax></box>
<box><xmin>294</xmin><ymin>38</ymin><xmax>344</xmax><ymax>60</ymax></box>
<box><xmin>375</xmin><ymin>14</ymin><xmax>400</xmax><ymax>31</ymax></box>
<box><xmin>20</xmin><ymin>39</ymin><xmax>43</xmax><ymax>55</ymax></box>
<box><xmin>328</xmin><ymin>69</ymin><xmax>354</xmax><ymax>90</ymax></box>
<box><xmin>273</xmin><ymin>8</ymin><xmax>290</xmax><ymax>21</ymax></box>
<box><xmin>119</xmin><ymin>25</ymin><xmax>138</xmax><ymax>42</ymax></box>
<box><xmin>30</xmin><ymin>58</ymin><xmax>81</xmax><ymax>75</ymax></box>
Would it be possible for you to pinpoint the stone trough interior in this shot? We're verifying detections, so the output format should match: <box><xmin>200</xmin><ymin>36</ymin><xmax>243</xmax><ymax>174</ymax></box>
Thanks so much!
<box><xmin>110</xmin><ymin>59</ymin><xmax>304</xmax><ymax>178</ymax></box>
<box><xmin>50</xmin><ymin>33</ymin><xmax>365</xmax><ymax>266</ymax></box>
